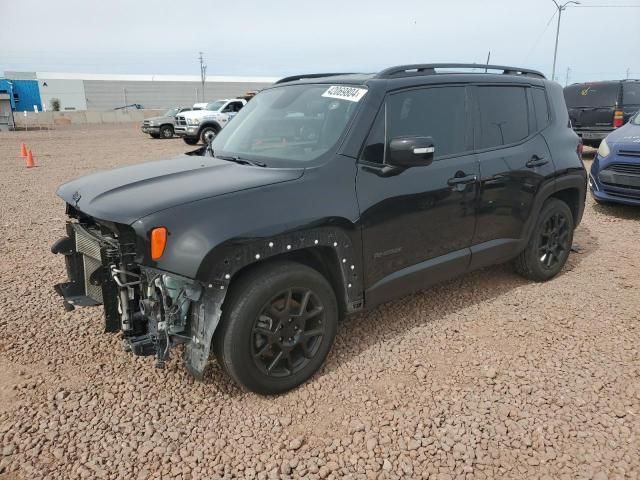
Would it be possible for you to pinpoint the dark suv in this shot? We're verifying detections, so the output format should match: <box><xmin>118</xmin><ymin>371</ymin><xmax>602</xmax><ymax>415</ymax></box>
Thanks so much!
<box><xmin>52</xmin><ymin>64</ymin><xmax>586</xmax><ymax>394</ymax></box>
<box><xmin>564</xmin><ymin>80</ymin><xmax>640</xmax><ymax>147</ymax></box>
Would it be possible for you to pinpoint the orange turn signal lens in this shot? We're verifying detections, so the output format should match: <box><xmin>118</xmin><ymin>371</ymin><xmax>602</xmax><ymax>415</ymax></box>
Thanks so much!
<box><xmin>150</xmin><ymin>227</ymin><xmax>167</xmax><ymax>260</ymax></box>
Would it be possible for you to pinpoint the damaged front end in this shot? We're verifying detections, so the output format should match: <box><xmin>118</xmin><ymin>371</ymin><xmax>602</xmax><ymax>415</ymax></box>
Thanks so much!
<box><xmin>51</xmin><ymin>205</ymin><xmax>221</xmax><ymax>375</ymax></box>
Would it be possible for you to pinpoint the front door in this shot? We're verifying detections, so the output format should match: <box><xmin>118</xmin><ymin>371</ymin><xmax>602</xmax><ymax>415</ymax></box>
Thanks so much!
<box><xmin>356</xmin><ymin>85</ymin><xmax>479</xmax><ymax>304</ymax></box>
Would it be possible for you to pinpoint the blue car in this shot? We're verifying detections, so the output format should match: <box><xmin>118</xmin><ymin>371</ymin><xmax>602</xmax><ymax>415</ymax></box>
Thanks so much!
<box><xmin>590</xmin><ymin>113</ymin><xmax>640</xmax><ymax>206</ymax></box>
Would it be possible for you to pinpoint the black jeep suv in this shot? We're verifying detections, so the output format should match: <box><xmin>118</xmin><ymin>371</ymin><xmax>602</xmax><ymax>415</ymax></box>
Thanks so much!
<box><xmin>52</xmin><ymin>64</ymin><xmax>586</xmax><ymax>394</ymax></box>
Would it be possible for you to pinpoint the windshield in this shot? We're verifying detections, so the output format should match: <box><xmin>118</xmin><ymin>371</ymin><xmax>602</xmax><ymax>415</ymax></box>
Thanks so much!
<box><xmin>205</xmin><ymin>101</ymin><xmax>226</xmax><ymax>111</ymax></box>
<box><xmin>564</xmin><ymin>83</ymin><xmax>619</xmax><ymax>108</ymax></box>
<box><xmin>211</xmin><ymin>84</ymin><xmax>365</xmax><ymax>164</ymax></box>
<box><xmin>164</xmin><ymin>108</ymin><xmax>178</xmax><ymax>117</ymax></box>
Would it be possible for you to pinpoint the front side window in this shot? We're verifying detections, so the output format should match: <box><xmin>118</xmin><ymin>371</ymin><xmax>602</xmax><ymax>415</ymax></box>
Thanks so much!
<box><xmin>360</xmin><ymin>106</ymin><xmax>385</xmax><ymax>164</ymax></box>
<box><xmin>212</xmin><ymin>84</ymin><xmax>364</xmax><ymax>164</ymax></box>
<box><xmin>386</xmin><ymin>86</ymin><xmax>467</xmax><ymax>159</ymax></box>
<box><xmin>206</xmin><ymin>100</ymin><xmax>226</xmax><ymax>111</ymax></box>
<box><xmin>476</xmin><ymin>86</ymin><xmax>529</xmax><ymax>149</ymax></box>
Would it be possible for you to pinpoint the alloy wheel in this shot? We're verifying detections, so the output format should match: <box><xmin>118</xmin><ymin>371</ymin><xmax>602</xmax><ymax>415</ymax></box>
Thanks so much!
<box><xmin>251</xmin><ymin>288</ymin><xmax>326</xmax><ymax>377</ymax></box>
<box><xmin>538</xmin><ymin>212</ymin><xmax>570</xmax><ymax>269</ymax></box>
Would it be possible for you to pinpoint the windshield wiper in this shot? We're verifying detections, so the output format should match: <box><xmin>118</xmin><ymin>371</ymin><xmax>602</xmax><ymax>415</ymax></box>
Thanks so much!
<box><xmin>216</xmin><ymin>155</ymin><xmax>266</xmax><ymax>168</ymax></box>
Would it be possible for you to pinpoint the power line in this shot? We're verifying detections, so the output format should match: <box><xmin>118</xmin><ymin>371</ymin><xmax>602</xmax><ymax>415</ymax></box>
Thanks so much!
<box><xmin>524</xmin><ymin>9</ymin><xmax>558</xmax><ymax>61</ymax></box>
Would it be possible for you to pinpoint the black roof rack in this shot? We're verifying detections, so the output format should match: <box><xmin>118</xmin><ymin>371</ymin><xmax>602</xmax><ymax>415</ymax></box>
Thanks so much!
<box><xmin>375</xmin><ymin>63</ymin><xmax>546</xmax><ymax>79</ymax></box>
<box><xmin>275</xmin><ymin>73</ymin><xmax>355</xmax><ymax>84</ymax></box>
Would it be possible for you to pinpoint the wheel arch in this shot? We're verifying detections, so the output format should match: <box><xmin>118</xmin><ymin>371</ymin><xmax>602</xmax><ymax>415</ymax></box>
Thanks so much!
<box><xmin>225</xmin><ymin>247</ymin><xmax>349</xmax><ymax>317</ymax></box>
<box><xmin>195</xmin><ymin>226</ymin><xmax>364</xmax><ymax>315</ymax></box>
<box><xmin>549</xmin><ymin>187</ymin><xmax>582</xmax><ymax>226</ymax></box>
<box><xmin>197</xmin><ymin>121</ymin><xmax>222</xmax><ymax>137</ymax></box>
<box><xmin>522</xmin><ymin>171</ymin><xmax>586</xmax><ymax>246</ymax></box>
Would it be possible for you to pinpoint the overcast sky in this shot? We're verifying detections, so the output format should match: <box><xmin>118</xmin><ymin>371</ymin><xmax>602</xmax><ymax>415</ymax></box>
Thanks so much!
<box><xmin>1</xmin><ymin>0</ymin><xmax>639</xmax><ymax>84</ymax></box>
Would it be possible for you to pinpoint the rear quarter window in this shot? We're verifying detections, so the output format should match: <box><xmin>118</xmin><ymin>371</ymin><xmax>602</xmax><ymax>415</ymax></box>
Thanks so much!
<box><xmin>564</xmin><ymin>83</ymin><xmax>620</xmax><ymax>108</ymax></box>
<box><xmin>531</xmin><ymin>88</ymin><xmax>551</xmax><ymax>131</ymax></box>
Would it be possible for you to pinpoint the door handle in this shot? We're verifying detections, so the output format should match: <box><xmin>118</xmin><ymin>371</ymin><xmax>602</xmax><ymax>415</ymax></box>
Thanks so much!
<box><xmin>447</xmin><ymin>174</ymin><xmax>477</xmax><ymax>186</ymax></box>
<box><xmin>526</xmin><ymin>155</ymin><xmax>548</xmax><ymax>168</ymax></box>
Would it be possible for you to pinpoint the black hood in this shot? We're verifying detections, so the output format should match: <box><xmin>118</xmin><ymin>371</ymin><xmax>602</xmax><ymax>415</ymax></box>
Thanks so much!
<box><xmin>57</xmin><ymin>154</ymin><xmax>304</xmax><ymax>225</ymax></box>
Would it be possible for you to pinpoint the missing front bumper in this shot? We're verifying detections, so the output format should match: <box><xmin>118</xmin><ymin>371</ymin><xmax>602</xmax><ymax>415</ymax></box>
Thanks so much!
<box><xmin>52</xmin><ymin>223</ymin><xmax>119</xmax><ymax>328</ymax></box>
<box><xmin>52</xmin><ymin>221</ymin><xmax>221</xmax><ymax>377</ymax></box>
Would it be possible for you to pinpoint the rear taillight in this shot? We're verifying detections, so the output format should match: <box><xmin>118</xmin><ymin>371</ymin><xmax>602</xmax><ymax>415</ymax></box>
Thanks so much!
<box><xmin>613</xmin><ymin>110</ymin><xmax>624</xmax><ymax>128</ymax></box>
<box><xmin>577</xmin><ymin>141</ymin><xmax>583</xmax><ymax>160</ymax></box>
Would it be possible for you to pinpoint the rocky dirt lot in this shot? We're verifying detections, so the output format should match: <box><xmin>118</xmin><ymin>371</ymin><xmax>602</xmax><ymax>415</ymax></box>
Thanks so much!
<box><xmin>0</xmin><ymin>124</ymin><xmax>638</xmax><ymax>480</ymax></box>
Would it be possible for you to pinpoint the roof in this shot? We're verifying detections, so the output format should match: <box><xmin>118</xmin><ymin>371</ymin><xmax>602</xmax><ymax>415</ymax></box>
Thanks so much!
<box><xmin>275</xmin><ymin>64</ymin><xmax>546</xmax><ymax>87</ymax></box>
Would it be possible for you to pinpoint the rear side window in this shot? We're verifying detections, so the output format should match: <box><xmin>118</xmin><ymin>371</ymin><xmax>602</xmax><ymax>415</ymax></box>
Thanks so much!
<box><xmin>386</xmin><ymin>86</ymin><xmax>467</xmax><ymax>158</ymax></box>
<box><xmin>476</xmin><ymin>86</ymin><xmax>529</xmax><ymax>149</ymax></box>
<box><xmin>531</xmin><ymin>88</ymin><xmax>551</xmax><ymax>130</ymax></box>
<box><xmin>623</xmin><ymin>83</ymin><xmax>640</xmax><ymax>105</ymax></box>
<box><xmin>564</xmin><ymin>83</ymin><xmax>619</xmax><ymax>108</ymax></box>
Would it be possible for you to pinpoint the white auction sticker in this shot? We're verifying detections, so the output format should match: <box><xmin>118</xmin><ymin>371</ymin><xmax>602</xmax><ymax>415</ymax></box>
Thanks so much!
<box><xmin>322</xmin><ymin>86</ymin><xmax>367</xmax><ymax>102</ymax></box>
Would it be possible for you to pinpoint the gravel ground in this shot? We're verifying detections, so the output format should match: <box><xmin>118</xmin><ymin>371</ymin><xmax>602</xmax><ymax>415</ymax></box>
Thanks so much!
<box><xmin>0</xmin><ymin>124</ymin><xmax>639</xmax><ymax>480</ymax></box>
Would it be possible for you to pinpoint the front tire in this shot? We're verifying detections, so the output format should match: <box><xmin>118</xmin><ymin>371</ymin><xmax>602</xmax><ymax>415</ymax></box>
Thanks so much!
<box><xmin>215</xmin><ymin>261</ymin><xmax>338</xmax><ymax>395</ymax></box>
<box><xmin>183</xmin><ymin>137</ymin><xmax>199</xmax><ymax>145</ymax></box>
<box><xmin>513</xmin><ymin>198</ymin><xmax>574</xmax><ymax>282</ymax></box>
<box><xmin>159</xmin><ymin>125</ymin><xmax>174</xmax><ymax>139</ymax></box>
<box><xmin>200</xmin><ymin>126</ymin><xmax>219</xmax><ymax>144</ymax></box>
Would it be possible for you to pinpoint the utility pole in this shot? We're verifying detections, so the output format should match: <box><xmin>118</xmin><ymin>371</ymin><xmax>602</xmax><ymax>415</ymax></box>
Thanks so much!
<box><xmin>199</xmin><ymin>52</ymin><xmax>207</xmax><ymax>103</ymax></box>
<box><xmin>485</xmin><ymin>51</ymin><xmax>491</xmax><ymax>72</ymax></box>
<box><xmin>551</xmin><ymin>0</ymin><xmax>580</xmax><ymax>82</ymax></box>
<box><xmin>565</xmin><ymin>67</ymin><xmax>571</xmax><ymax>86</ymax></box>
<box><xmin>627</xmin><ymin>68</ymin><xmax>631</xmax><ymax>79</ymax></box>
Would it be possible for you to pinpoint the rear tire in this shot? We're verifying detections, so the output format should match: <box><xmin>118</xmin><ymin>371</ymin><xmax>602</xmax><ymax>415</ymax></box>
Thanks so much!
<box><xmin>183</xmin><ymin>137</ymin><xmax>199</xmax><ymax>145</ymax></box>
<box><xmin>159</xmin><ymin>125</ymin><xmax>174</xmax><ymax>139</ymax></box>
<box><xmin>215</xmin><ymin>261</ymin><xmax>338</xmax><ymax>395</ymax></box>
<box><xmin>513</xmin><ymin>198</ymin><xmax>574</xmax><ymax>282</ymax></box>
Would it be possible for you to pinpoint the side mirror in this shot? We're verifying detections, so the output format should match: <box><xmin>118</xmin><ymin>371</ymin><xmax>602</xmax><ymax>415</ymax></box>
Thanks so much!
<box><xmin>387</xmin><ymin>136</ymin><xmax>435</xmax><ymax>167</ymax></box>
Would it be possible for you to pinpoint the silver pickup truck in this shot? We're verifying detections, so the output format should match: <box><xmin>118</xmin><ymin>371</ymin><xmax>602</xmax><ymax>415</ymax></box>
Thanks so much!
<box><xmin>141</xmin><ymin>106</ymin><xmax>196</xmax><ymax>139</ymax></box>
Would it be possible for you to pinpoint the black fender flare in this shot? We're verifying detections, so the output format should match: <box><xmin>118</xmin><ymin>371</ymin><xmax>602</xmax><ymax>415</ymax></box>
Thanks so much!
<box><xmin>520</xmin><ymin>171</ymin><xmax>586</xmax><ymax>249</ymax></box>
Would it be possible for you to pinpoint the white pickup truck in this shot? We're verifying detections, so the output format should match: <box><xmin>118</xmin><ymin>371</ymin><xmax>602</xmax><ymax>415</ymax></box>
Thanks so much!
<box><xmin>174</xmin><ymin>98</ymin><xmax>247</xmax><ymax>145</ymax></box>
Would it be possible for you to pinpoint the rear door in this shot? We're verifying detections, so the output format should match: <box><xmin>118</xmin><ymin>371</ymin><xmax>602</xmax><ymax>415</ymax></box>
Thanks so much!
<box><xmin>470</xmin><ymin>84</ymin><xmax>555</xmax><ymax>269</ymax></box>
<box><xmin>564</xmin><ymin>82</ymin><xmax>620</xmax><ymax>132</ymax></box>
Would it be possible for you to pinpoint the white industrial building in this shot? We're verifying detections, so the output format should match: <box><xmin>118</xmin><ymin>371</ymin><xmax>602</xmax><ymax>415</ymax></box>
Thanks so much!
<box><xmin>2</xmin><ymin>71</ymin><xmax>278</xmax><ymax>111</ymax></box>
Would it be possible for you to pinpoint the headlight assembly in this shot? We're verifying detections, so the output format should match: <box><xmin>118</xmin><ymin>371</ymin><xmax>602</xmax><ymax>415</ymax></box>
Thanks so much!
<box><xmin>597</xmin><ymin>138</ymin><xmax>610</xmax><ymax>158</ymax></box>
<box><xmin>187</xmin><ymin>118</ymin><xmax>200</xmax><ymax>126</ymax></box>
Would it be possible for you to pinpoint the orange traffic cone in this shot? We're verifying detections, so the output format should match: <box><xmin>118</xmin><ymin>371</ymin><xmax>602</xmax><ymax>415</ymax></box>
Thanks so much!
<box><xmin>20</xmin><ymin>143</ymin><xmax>27</xmax><ymax>158</ymax></box>
<box><xmin>26</xmin><ymin>149</ymin><xmax>35</xmax><ymax>168</ymax></box>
